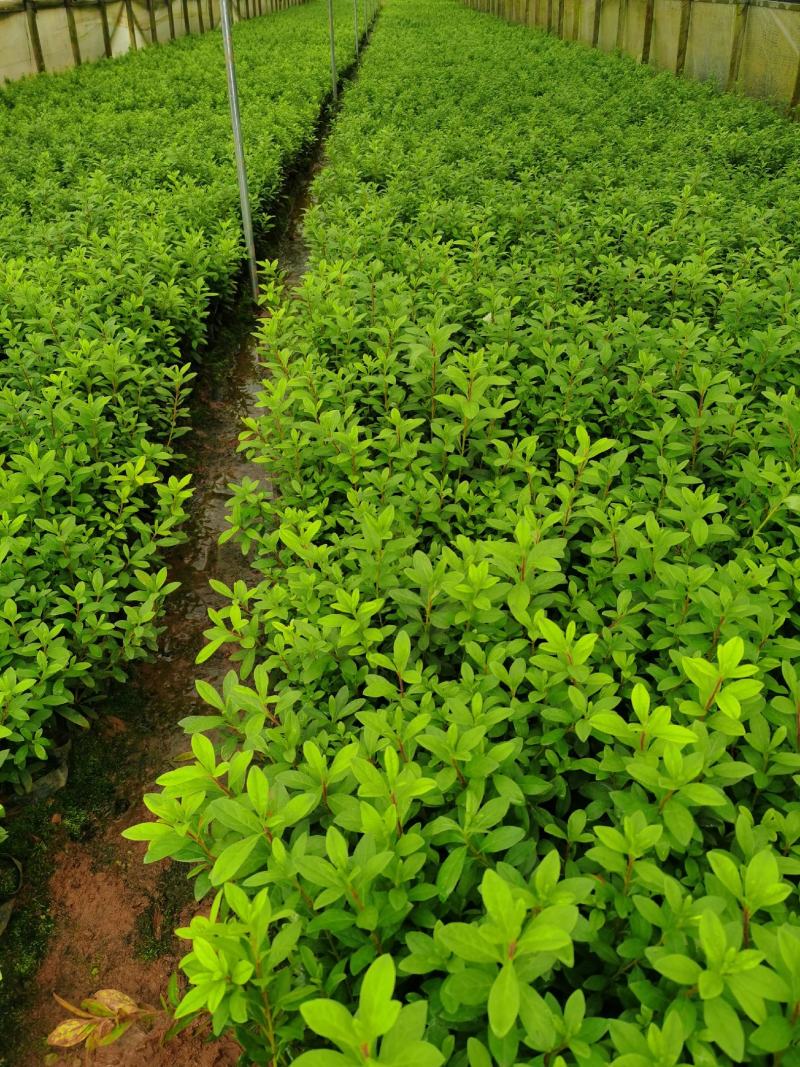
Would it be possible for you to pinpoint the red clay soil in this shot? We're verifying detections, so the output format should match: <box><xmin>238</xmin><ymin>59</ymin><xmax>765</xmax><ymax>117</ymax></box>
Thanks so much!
<box><xmin>28</xmin><ymin>813</ymin><xmax>241</xmax><ymax>1067</ymax></box>
<box><xmin>15</xmin><ymin>332</ymin><xmax>265</xmax><ymax>1067</ymax></box>
<box><xmin>14</xmin><ymin>177</ymin><xmax>316</xmax><ymax>1067</ymax></box>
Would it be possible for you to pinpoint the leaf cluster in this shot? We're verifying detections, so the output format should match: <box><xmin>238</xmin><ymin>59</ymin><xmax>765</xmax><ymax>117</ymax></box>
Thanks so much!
<box><xmin>127</xmin><ymin>1</ymin><xmax>800</xmax><ymax>1064</ymax></box>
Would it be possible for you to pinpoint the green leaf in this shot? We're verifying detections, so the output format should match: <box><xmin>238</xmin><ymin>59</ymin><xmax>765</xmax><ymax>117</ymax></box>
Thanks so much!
<box><xmin>292</xmin><ymin>1054</ymin><xmax>351</xmax><ymax>1067</ymax></box>
<box><xmin>301</xmin><ymin>999</ymin><xmax>356</xmax><ymax>1049</ymax></box>
<box><xmin>516</xmin><ymin>924</ymin><xmax>572</xmax><ymax>955</ymax></box>
<box><xmin>382</xmin><ymin>1001</ymin><xmax>428</xmax><ymax>1059</ymax></box>
<box><xmin>745</xmin><ymin>849</ymin><xmax>781</xmax><ymax>905</ymax></box>
<box><xmin>654</xmin><ymin>955</ymin><xmax>702</xmax><ymax>985</ymax></box>
<box><xmin>393</xmin><ymin>629</ymin><xmax>411</xmax><ymax>674</ymax></box>
<box><xmin>467</xmin><ymin>1038</ymin><xmax>493</xmax><ymax>1067</ymax></box>
<box><xmin>703</xmin><ymin>996</ymin><xmax>744</xmax><ymax>1061</ymax></box>
<box><xmin>563</xmin><ymin>989</ymin><xmax>585</xmax><ymax>1033</ymax></box>
<box><xmin>708</xmin><ymin>851</ymin><xmax>742</xmax><ymax>898</ymax></box>
<box><xmin>661</xmin><ymin>799</ymin><xmax>695</xmax><ymax>847</ymax></box>
<box><xmin>209</xmin><ymin>834</ymin><xmax>261</xmax><ymax>886</ymax></box>
<box><xmin>518</xmin><ymin>983</ymin><xmax>556</xmax><ymax>1050</ymax></box>
<box><xmin>436</xmin><ymin>845</ymin><xmax>466</xmax><ymax>899</ymax></box>
<box><xmin>481</xmin><ymin>869</ymin><xmax>520</xmax><ymax>939</ymax></box>
<box><xmin>358</xmin><ymin>955</ymin><xmax>399</xmax><ymax>1038</ymax></box>
<box><xmin>750</xmin><ymin>1015</ymin><xmax>793</xmax><ymax>1053</ymax></box>
<box><xmin>508</xmin><ymin>583</ymin><xmax>530</xmax><ymax>623</ymax></box>
<box><xmin>383</xmin><ymin>1042</ymin><xmax>444</xmax><ymax>1067</ymax></box>
<box><xmin>439</xmin><ymin>923</ymin><xmax>502</xmax><ymax>964</ymax></box>
<box><xmin>488</xmin><ymin>963</ymin><xmax>519</xmax><ymax>1037</ymax></box>
<box><xmin>698</xmin><ymin>912</ymin><xmax>727</xmax><ymax>965</ymax></box>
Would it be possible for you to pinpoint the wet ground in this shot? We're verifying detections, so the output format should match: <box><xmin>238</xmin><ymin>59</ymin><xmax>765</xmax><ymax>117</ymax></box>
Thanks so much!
<box><xmin>2</xmin><ymin>142</ymin><xmax>322</xmax><ymax>1067</ymax></box>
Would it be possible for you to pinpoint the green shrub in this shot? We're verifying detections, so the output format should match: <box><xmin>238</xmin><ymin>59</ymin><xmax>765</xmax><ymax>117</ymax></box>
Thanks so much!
<box><xmin>127</xmin><ymin>1</ymin><xmax>800</xmax><ymax>1063</ymax></box>
<box><xmin>0</xmin><ymin>1</ymin><xmax>359</xmax><ymax>798</ymax></box>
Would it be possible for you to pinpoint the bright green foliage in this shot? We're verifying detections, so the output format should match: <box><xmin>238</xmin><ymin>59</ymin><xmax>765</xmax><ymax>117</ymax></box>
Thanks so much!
<box><xmin>0</xmin><ymin>1</ymin><xmax>359</xmax><ymax>796</ymax></box>
<box><xmin>127</xmin><ymin>0</ymin><xmax>800</xmax><ymax>1063</ymax></box>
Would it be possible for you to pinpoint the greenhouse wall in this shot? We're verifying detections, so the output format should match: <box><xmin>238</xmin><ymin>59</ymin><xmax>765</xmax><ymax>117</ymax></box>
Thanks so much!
<box><xmin>0</xmin><ymin>0</ymin><xmax>305</xmax><ymax>81</ymax></box>
<box><xmin>466</xmin><ymin>0</ymin><xmax>800</xmax><ymax>112</ymax></box>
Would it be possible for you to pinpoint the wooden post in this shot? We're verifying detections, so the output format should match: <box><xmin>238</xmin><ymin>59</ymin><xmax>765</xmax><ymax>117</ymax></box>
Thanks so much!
<box><xmin>524</xmin><ymin>0</ymin><xmax>530</xmax><ymax>24</ymax></box>
<box><xmin>181</xmin><ymin>0</ymin><xmax>191</xmax><ymax>33</ymax></box>
<box><xmin>125</xmin><ymin>0</ymin><xmax>138</xmax><ymax>48</ymax></box>
<box><xmin>675</xmin><ymin>0</ymin><xmax>691</xmax><ymax>73</ymax></box>
<box><xmin>208</xmin><ymin>0</ymin><xmax>214</xmax><ymax>27</ymax></box>
<box><xmin>726</xmin><ymin>1</ymin><xmax>749</xmax><ymax>92</ymax></box>
<box><xmin>792</xmin><ymin>53</ymin><xmax>800</xmax><ymax>116</ymax></box>
<box><xmin>147</xmin><ymin>0</ymin><xmax>158</xmax><ymax>41</ymax></box>
<box><xmin>571</xmin><ymin>0</ymin><xmax>579</xmax><ymax>39</ymax></box>
<box><xmin>557</xmin><ymin>0</ymin><xmax>564</xmax><ymax>36</ymax></box>
<box><xmin>546</xmin><ymin>0</ymin><xmax>553</xmax><ymax>31</ymax></box>
<box><xmin>641</xmin><ymin>0</ymin><xmax>654</xmax><ymax>62</ymax></box>
<box><xmin>196</xmin><ymin>0</ymin><xmax>205</xmax><ymax>30</ymax></box>
<box><xmin>615</xmin><ymin>0</ymin><xmax>626</xmax><ymax>50</ymax></box>
<box><xmin>592</xmin><ymin>0</ymin><xmax>601</xmax><ymax>44</ymax></box>
<box><xmin>166</xmin><ymin>0</ymin><xmax>176</xmax><ymax>36</ymax></box>
<box><xmin>65</xmin><ymin>0</ymin><xmax>82</xmax><ymax>65</ymax></box>
<box><xmin>99</xmin><ymin>0</ymin><xmax>112</xmax><ymax>56</ymax></box>
<box><xmin>24</xmin><ymin>0</ymin><xmax>45</xmax><ymax>72</ymax></box>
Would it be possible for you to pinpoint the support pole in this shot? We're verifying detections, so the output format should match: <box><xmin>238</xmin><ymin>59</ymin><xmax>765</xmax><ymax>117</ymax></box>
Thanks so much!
<box><xmin>65</xmin><ymin>0</ymin><xmax>82</xmax><ymax>64</ymax></box>
<box><xmin>25</xmin><ymin>0</ymin><xmax>45</xmax><ymax>72</ymax></box>
<box><xmin>166</xmin><ymin>0</ymin><xmax>176</xmax><ymax>38</ymax></box>
<box><xmin>99</xmin><ymin>0</ymin><xmax>112</xmax><ymax>56</ymax></box>
<box><xmin>615</xmin><ymin>0</ymin><xmax>627</xmax><ymax>50</ymax></box>
<box><xmin>147</xmin><ymin>0</ymin><xmax>158</xmax><ymax>41</ymax></box>
<box><xmin>220</xmin><ymin>0</ymin><xmax>259</xmax><ymax>301</ymax></box>
<box><xmin>124</xmin><ymin>0</ymin><xmax>138</xmax><ymax>49</ymax></box>
<box><xmin>353</xmin><ymin>0</ymin><xmax>359</xmax><ymax>53</ymax></box>
<box><xmin>327</xmin><ymin>0</ymin><xmax>338</xmax><ymax>102</ymax></box>
<box><xmin>792</xmin><ymin>52</ymin><xmax>800</xmax><ymax>116</ymax></box>
<box><xmin>675</xmin><ymin>0</ymin><xmax>691</xmax><ymax>74</ymax></box>
<box><xmin>592</xmin><ymin>0</ymin><xmax>601</xmax><ymax>45</ymax></box>
<box><xmin>642</xmin><ymin>0</ymin><xmax>654</xmax><ymax>63</ymax></box>
<box><xmin>726</xmin><ymin>1</ymin><xmax>749</xmax><ymax>92</ymax></box>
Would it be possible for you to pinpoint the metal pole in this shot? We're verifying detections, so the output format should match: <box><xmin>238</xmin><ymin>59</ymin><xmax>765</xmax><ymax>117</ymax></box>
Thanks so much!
<box><xmin>327</xmin><ymin>0</ymin><xmax>337</xmax><ymax>102</ymax></box>
<box><xmin>353</xmin><ymin>0</ymin><xmax>359</xmax><ymax>56</ymax></box>
<box><xmin>219</xmin><ymin>0</ymin><xmax>259</xmax><ymax>301</ymax></box>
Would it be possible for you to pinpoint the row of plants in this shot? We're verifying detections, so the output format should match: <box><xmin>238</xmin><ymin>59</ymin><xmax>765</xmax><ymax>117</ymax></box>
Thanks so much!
<box><xmin>128</xmin><ymin>1</ymin><xmax>800</xmax><ymax>1063</ymax></box>
<box><xmin>0</xmin><ymin>0</ymin><xmax>364</xmax><ymax>817</ymax></box>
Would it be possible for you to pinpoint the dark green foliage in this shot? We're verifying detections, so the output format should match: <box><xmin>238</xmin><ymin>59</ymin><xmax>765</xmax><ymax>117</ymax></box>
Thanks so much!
<box><xmin>0</xmin><ymin>1</ymin><xmax>359</xmax><ymax>799</ymax></box>
<box><xmin>127</xmin><ymin>1</ymin><xmax>800</xmax><ymax>1063</ymax></box>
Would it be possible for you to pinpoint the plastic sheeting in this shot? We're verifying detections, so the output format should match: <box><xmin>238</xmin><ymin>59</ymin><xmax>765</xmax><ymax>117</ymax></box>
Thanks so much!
<box><xmin>469</xmin><ymin>0</ymin><xmax>800</xmax><ymax>110</ymax></box>
<box><xmin>0</xmin><ymin>0</ymin><xmax>271</xmax><ymax>81</ymax></box>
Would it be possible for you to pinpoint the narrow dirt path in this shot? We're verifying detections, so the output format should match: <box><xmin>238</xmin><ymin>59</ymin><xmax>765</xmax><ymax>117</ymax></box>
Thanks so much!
<box><xmin>6</xmin><ymin>148</ymin><xmax>322</xmax><ymax>1067</ymax></box>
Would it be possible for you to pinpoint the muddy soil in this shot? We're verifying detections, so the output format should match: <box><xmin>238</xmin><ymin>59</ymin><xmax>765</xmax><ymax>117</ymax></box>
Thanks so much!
<box><xmin>6</xmin><ymin>153</ymin><xmax>320</xmax><ymax>1067</ymax></box>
